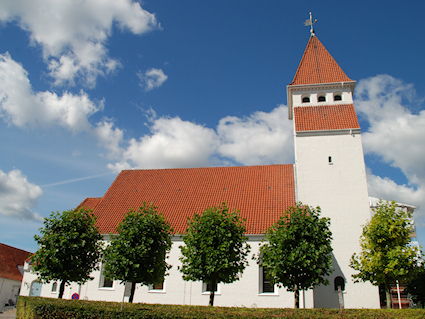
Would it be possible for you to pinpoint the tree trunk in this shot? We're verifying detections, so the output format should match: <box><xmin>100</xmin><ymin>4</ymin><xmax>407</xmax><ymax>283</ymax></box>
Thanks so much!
<box><xmin>129</xmin><ymin>282</ymin><xmax>136</xmax><ymax>303</ymax></box>
<box><xmin>58</xmin><ymin>281</ymin><xmax>65</xmax><ymax>299</ymax></box>
<box><xmin>209</xmin><ymin>280</ymin><xmax>216</xmax><ymax>306</ymax></box>
<box><xmin>294</xmin><ymin>284</ymin><xmax>300</xmax><ymax>308</ymax></box>
<box><xmin>385</xmin><ymin>278</ymin><xmax>392</xmax><ymax>309</ymax></box>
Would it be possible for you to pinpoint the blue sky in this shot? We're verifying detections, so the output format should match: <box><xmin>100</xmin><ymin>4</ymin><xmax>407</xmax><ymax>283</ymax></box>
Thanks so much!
<box><xmin>0</xmin><ymin>1</ymin><xmax>424</xmax><ymax>253</ymax></box>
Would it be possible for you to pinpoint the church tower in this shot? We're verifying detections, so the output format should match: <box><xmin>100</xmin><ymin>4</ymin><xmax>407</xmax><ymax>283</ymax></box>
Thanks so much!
<box><xmin>287</xmin><ymin>32</ymin><xmax>380</xmax><ymax>308</ymax></box>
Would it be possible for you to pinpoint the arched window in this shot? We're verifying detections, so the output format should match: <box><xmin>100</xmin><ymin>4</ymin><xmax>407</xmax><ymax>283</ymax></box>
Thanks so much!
<box><xmin>52</xmin><ymin>282</ymin><xmax>57</xmax><ymax>293</ymax></box>
<box><xmin>302</xmin><ymin>95</ymin><xmax>310</xmax><ymax>103</ymax></box>
<box><xmin>334</xmin><ymin>276</ymin><xmax>345</xmax><ymax>291</ymax></box>
<box><xmin>318</xmin><ymin>95</ymin><xmax>326</xmax><ymax>102</ymax></box>
<box><xmin>334</xmin><ymin>94</ymin><xmax>342</xmax><ymax>101</ymax></box>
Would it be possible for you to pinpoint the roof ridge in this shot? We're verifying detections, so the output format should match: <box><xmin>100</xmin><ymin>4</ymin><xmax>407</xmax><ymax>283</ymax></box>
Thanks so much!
<box><xmin>0</xmin><ymin>243</ymin><xmax>31</xmax><ymax>254</ymax></box>
<box><xmin>120</xmin><ymin>164</ymin><xmax>291</xmax><ymax>172</ymax></box>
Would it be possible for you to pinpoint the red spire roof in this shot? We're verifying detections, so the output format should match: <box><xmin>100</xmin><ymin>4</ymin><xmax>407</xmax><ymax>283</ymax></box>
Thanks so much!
<box><xmin>290</xmin><ymin>35</ymin><xmax>353</xmax><ymax>85</ymax></box>
<box><xmin>88</xmin><ymin>165</ymin><xmax>296</xmax><ymax>235</ymax></box>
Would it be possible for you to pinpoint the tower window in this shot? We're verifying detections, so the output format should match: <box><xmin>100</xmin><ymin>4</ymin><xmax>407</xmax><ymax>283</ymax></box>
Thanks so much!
<box><xmin>302</xmin><ymin>96</ymin><xmax>310</xmax><ymax>103</ymax></box>
<box><xmin>328</xmin><ymin>156</ymin><xmax>332</xmax><ymax>164</ymax></box>
<box><xmin>334</xmin><ymin>94</ymin><xmax>342</xmax><ymax>101</ymax></box>
<box><xmin>318</xmin><ymin>95</ymin><xmax>326</xmax><ymax>102</ymax></box>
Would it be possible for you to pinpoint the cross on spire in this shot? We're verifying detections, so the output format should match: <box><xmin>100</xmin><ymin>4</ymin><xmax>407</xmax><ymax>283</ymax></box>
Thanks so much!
<box><xmin>304</xmin><ymin>12</ymin><xmax>318</xmax><ymax>36</ymax></box>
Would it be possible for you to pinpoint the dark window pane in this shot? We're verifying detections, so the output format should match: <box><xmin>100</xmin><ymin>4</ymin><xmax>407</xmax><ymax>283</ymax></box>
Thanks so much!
<box><xmin>334</xmin><ymin>276</ymin><xmax>345</xmax><ymax>291</ymax></box>
<box><xmin>206</xmin><ymin>283</ymin><xmax>217</xmax><ymax>292</ymax></box>
<box><xmin>103</xmin><ymin>279</ymin><xmax>113</xmax><ymax>288</ymax></box>
<box><xmin>153</xmin><ymin>282</ymin><xmax>163</xmax><ymax>290</ymax></box>
<box><xmin>263</xmin><ymin>268</ymin><xmax>274</xmax><ymax>293</ymax></box>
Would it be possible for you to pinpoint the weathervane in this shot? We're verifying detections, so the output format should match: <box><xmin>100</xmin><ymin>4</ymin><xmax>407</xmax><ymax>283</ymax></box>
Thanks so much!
<box><xmin>304</xmin><ymin>12</ymin><xmax>318</xmax><ymax>36</ymax></box>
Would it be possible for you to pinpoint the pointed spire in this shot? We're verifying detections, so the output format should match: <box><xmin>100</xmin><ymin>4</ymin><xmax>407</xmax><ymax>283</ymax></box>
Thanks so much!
<box><xmin>290</xmin><ymin>35</ymin><xmax>353</xmax><ymax>86</ymax></box>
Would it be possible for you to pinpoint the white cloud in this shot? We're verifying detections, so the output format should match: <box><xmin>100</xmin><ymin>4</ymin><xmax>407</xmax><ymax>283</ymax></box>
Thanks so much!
<box><xmin>366</xmin><ymin>171</ymin><xmax>425</xmax><ymax>227</ymax></box>
<box><xmin>107</xmin><ymin>105</ymin><xmax>294</xmax><ymax>171</ymax></box>
<box><xmin>366</xmin><ymin>171</ymin><xmax>424</xmax><ymax>206</ymax></box>
<box><xmin>355</xmin><ymin>74</ymin><xmax>425</xmax><ymax>221</ymax></box>
<box><xmin>0</xmin><ymin>169</ymin><xmax>43</xmax><ymax>221</ymax></box>
<box><xmin>94</xmin><ymin>119</ymin><xmax>125</xmax><ymax>159</ymax></box>
<box><xmin>217</xmin><ymin>105</ymin><xmax>294</xmax><ymax>165</ymax></box>
<box><xmin>0</xmin><ymin>53</ymin><xmax>103</xmax><ymax>132</ymax></box>
<box><xmin>0</xmin><ymin>53</ymin><xmax>127</xmax><ymax>163</ymax></box>
<box><xmin>111</xmin><ymin>116</ymin><xmax>219</xmax><ymax>171</ymax></box>
<box><xmin>138</xmin><ymin>68</ymin><xmax>168</xmax><ymax>91</ymax></box>
<box><xmin>0</xmin><ymin>0</ymin><xmax>159</xmax><ymax>87</ymax></box>
<box><xmin>355</xmin><ymin>74</ymin><xmax>425</xmax><ymax>187</ymax></box>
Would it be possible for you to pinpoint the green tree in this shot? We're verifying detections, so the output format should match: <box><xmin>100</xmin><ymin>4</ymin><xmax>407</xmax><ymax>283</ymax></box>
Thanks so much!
<box><xmin>350</xmin><ymin>200</ymin><xmax>421</xmax><ymax>308</ymax></box>
<box><xmin>258</xmin><ymin>203</ymin><xmax>333</xmax><ymax>308</ymax></box>
<box><xmin>407</xmin><ymin>268</ymin><xmax>425</xmax><ymax>308</ymax></box>
<box><xmin>32</xmin><ymin>208</ymin><xmax>103</xmax><ymax>298</ymax></box>
<box><xmin>179</xmin><ymin>203</ymin><xmax>250</xmax><ymax>306</ymax></box>
<box><xmin>103</xmin><ymin>203</ymin><xmax>173</xmax><ymax>303</ymax></box>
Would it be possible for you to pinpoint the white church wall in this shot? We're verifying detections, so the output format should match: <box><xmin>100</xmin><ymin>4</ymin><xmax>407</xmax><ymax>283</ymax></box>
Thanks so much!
<box><xmin>295</xmin><ymin>132</ymin><xmax>380</xmax><ymax>308</ymax></box>
<box><xmin>21</xmin><ymin>236</ymin><xmax>317</xmax><ymax>308</ymax></box>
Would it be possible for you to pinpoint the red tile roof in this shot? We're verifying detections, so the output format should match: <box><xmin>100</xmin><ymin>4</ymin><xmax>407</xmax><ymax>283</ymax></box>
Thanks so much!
<box><xmin>294</xmin><ymin>104</ymin><xmax>360</xmax><ymax>132</ymax></box>
<box><xmin>0</xmin><ymin>243</ymin><xmax>31</xmax><ymax>281</ymax></box>
<box><xmin>77</xmin><ymin>197</ymin><xmax>102</xmax><ymax>211</ymax></box>
<box><xmin>90</xmin><ymin>165</ymin><xmax>295</xmax><ymax>235</ymax></box>
<box><xmin>290</xmin><ymin>35</ymin><xmax>353</xmax><ymax>85</ymax></box>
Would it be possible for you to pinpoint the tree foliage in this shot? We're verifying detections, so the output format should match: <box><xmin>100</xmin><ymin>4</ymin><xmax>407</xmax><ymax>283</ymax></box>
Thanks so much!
<box><xmin>350</xmin><ymin>200</ymin><xmax>421</xmax><ymax>308</ymax></box>
<box><xmin>103</xmin><ymin>203</ymin><xmax>173</xmax><ymax>303</ymax></box>
<box><xmin>259</xmin><ymin>203</ymin><xmax>333</xmax><ymax>308</ymax></box>
<box><xmin>179</xmin><ymin>203</ymin><xmax>250</xmax><ymax>306</ymax></box>
<box><xmin>32</xmin><ymin>208</ymin><xmax>103</xmax><ymax>298</ymax></box>
<box><xmin>407</xmin><ymin>268</ymin><xmax>425</xmax><ymax>308</ymax></box>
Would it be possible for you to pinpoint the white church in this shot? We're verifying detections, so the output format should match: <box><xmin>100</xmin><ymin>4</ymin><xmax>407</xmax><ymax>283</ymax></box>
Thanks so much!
<box><xmin>20</xmin><ymin>29</ymin><xmax>411</xmax><ymax>309</ymax></box>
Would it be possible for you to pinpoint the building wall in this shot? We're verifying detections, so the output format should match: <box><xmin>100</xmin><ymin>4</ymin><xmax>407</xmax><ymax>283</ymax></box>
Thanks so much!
<box><xmin>291</xmin><ymin>86</ymin><xmax>353</xmax><ymax>107</ymax></box>
<box><xmin>0</xmin><ymin>278</ymin><xmax>21</xmax><ymax>312</ymax></box>
<box><xmin>295</xmin><ymin>131</ymin><xmax>380</xmax><ymax>308</ymax></box>
<box><xmin>21</xmin><ymin>236</ymin><xmax>317</xmax><ymax>308</ymax></box>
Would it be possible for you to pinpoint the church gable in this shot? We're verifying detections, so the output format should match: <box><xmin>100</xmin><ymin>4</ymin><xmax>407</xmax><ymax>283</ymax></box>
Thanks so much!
<box><xmin>89</xmin><ymin>165</ymin><xmax>295</xmax><ymax>235</ymax></box>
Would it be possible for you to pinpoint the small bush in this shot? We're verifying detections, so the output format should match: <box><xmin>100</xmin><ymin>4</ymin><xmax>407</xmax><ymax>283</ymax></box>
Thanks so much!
<box><xmin>17</xmin><ymin>296</ymin><xmax>425</xmax><ymax>319</ymax></box>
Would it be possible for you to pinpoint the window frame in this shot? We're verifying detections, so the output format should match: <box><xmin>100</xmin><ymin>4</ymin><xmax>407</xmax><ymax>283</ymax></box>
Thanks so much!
<box><xmin>333</xmin><ymin>92</ymin><xmax>342</xmax><ymax>101</ymax></box>
<box><xmin>259</xmin><ymin>266</ymin><xmax>278</xmax><ymax>295</ymax></box>
<box><xmin>302</xmin><ymin>94</ymin><xmax>310</xmax><ymax>103</ymax></box>
<box><xmin>148</xmin><ymin>281</ymin><xmax>166</xmax><ymax>293</ymax></box>
<box><xmin>51</xmin><ymin>282</ymin><xmax>58</xmax><ymax>294</ymax></box>
<box><xmin>98</xmin><ymin>262</ymin><xmax>114</xmax><ymax>290</ymax></box>
<box><xmin>202</xmin><ymin>282</ymin><xmax>221</xmax><ymax>295</ymax></box>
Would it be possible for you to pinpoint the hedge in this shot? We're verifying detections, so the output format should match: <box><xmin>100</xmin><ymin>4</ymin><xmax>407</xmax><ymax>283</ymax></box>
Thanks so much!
<box><xmin>16</xmin><ymin>296</ymin><xmax>425</xmax><ymax>319</ymax></box>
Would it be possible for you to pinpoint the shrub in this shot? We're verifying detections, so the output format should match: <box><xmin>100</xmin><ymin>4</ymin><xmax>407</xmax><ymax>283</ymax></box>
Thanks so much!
<box><xmin>16</xmin><ymin>296</ymin><xmax>425</xmax><ymax>319</ymax></box>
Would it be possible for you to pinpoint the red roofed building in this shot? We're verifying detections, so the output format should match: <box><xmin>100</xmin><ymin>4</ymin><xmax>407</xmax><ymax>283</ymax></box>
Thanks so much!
<box><xmin>21</xmin><ymin>29</ymin><xmax>381</xmax><ymax>309</ymax></box>
<box><xmin>0</xmin><ymin>243</ymin><xmax>31</xmax><ymax>311</ymax></box>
